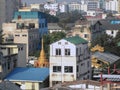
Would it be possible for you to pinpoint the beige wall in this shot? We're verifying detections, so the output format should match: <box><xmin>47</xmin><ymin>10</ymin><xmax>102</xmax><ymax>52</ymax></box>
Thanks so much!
<box><xmin>2</xmin><ymin>22</ymin><xmax>40</xmax><ymax>62</ymax></box>
<box><xmin>13</xmin><ymin>81</ymin><xmax>40</xmax><ymax>90</ymax></box>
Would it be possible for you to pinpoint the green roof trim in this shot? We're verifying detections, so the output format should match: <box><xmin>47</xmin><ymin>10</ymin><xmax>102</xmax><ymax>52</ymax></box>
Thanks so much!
<box><xmin>117</xmin><ymin>42</ymin><xmax>120</xmax><ymax>46</ymax></box>
<box><xmin>64</xmin><ymin>36</ymin><xmax>88</xmax><ymax>45</ymax></box>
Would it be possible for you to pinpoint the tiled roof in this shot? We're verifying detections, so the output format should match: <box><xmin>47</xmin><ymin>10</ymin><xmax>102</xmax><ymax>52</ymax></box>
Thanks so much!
<box><xmin>5</xmin><ymin>67</ymin><xmax>49</xmax><ymax>82</ymax></box>
<box><xmin>64</xmin><ymin>36</ymin><xmax>88</xmax><ymax>45</ymax></box>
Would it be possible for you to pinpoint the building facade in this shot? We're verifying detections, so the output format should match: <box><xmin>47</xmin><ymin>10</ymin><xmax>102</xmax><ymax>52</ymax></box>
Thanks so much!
<box><xmin>0</xmin><ymin>44</ymin><xmax>26</xmax><ymax>67</ymax></box>
<box><xmin>0</xmin><ymin>0</ymin><xmax>20</xmax><ymax>30</ymax></box>
<box><xmin>50</xmin><ymin>36</ymin><xmax>91</xmax><ymax>87</ymax></box>
<box><xmin>13</xmin><ymin>11</ymin><xmax>48</xmax><ymax>36</ymax></box>
<box><xmin>87</xmin><ymin>0</ymin><xmax>100</xmax><ymax>11</ymax></box>
<box><xmin>2</xmin><ymin>22</ymin><xmax>40</xmax><ymax>61</ymax></box>
<box><xmin>0</xmin><ymin>47</ymin><xmax>18</xmax><ymax>80</ymax></box>
<box><xmin>72</xmin><ymin>20</ymin><xmax>91</xmax><ymax>44</ymax></box>
<box><xmin>105</xmin><ymin>0</ymin><xmax>118</xmax><ymax>12</ymax></box>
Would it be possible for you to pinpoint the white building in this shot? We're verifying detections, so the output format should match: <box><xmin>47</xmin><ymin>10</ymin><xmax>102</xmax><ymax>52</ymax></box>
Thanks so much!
<box><xmin>87</xmin><ymin>0</ymin><xmax>100</xmax><ymax>11</ymax></box>
<box><xmin>50</xmin><ymin>36</ymin><xmax>91</xmax><ymax>87</ymax></box>
<box><xmin>68</xmin><ymin>2</ymin><xmax>87</xmax><ymax>12</ymax></box>
<box><xmin>105</xmin><ymin>0</ymin><xmax>118</xmax><ymax>12</ymax></box>
<box><xmin>44</xmin><ymin>3</ymin><xmax>58</xmax><ymax>15</ymax></box>
<box><xmin>59</xmin><ymin>4</ymin><xmax>68</xmax><ymax>13</ymax></box>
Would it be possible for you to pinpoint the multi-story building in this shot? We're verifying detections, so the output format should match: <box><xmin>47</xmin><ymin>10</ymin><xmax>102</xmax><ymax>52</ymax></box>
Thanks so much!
<box><xmin>50</xmin><ymin>36</ymin><xmax>91</xmax><ymax>87</ymax></box>
<box><xmin>72</xmin><ymin>20</ymin><xmax>91</xmax><ymax>45</ymax></box>
<box><xmin>13</xmin><ymin>11</ymin><xmax>48</xmax><ymax>36</ymax></box>
<box><xmin>105</xmin><ymin>0</ymin><xmax>118</xmax><ymax>12</ymax></box>
<box><xmin>44</xmin><ymin>3</ymin><xmax>58</xmax><ymax>16</ymax></box>
<box><xmin>59</xmin><ymin>4</ymin><xmax>69</xmax><ymax>13</ymax></box>
<box><xmin>87</xmin><ymin>0</ymin><xmax>100</xmax><ymax>11</ymax></box>
<box><xmin>0</xmin><ymin>44</ymin><xmax>26</xmax><ymax>67</ymax></box>
<box><xmin>92</xmin><ymin>19</ymin><xmax>120</xmax><ymax>38</ymax></box>
<box><xmin>68</xmin><ymin>2</ymin><xmax>87</xmax><ymax>12</ymax></box>
<box><xmin>0</xmin><ymin>51</ymin><xmax>17</xmax><ymax>81</ymax></box>
<box><xmin>2</xmin><ymin>11</ymin><xmax>48</xmax><ymax>60</ymax></box>
<box><xmin>2</xmin><ymin>22</ymin><xmax>40</xmax><ymax>61</ymax></box>
<box><xmin>0</xmin><ymin>0</ymin><xmax>20</xmax><ymax>30</ymax></box>
<box><xmin>118</xmin><ymin>0</ymin><xmax>120</xmax><ymax>13</ymax></box>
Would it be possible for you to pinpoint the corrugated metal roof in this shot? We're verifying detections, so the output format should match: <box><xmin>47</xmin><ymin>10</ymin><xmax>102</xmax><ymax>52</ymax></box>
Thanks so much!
<box><xmin>94</xmin><ymin>74</ymin><xmax>120</xmax><ymax>82</ymax></box>
<box><xmin>93</xmin><ymin>52</ymin><xmax>120</xmax><ymax>64</ymax></box>
<box><xmin>64</xmin><ymin>36</ymin><xmax>88</xmax><ymax>45</ymax></box>
<box><xmin>5</xmin><ymin>67</ymin><xmax>49</xmax><ymax>82</ymax></box>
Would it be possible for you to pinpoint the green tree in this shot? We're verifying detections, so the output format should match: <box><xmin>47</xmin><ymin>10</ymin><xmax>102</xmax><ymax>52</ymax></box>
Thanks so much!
<box><xmin>91</xmin><ymin>34</ymin><xmax>115</xmax><ymax>52</ymax></box>
<box><xmin>34</xmin><ymin>32</ymin><xmax>66</xmax><ymax>58</ymax></box>
<box><xmin>43</xmin><ymin>32</ymin><xmax>66</xmax><ymax>59</ymax></box>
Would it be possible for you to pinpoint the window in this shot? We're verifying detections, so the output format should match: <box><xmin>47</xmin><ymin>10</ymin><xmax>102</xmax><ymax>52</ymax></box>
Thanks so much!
<box><xmin>76</xmin><ymin>48</ymin><xmax>78</xmax><ymax>56</ymax></box>
<box><xmin>77</xmin><ymin>65</ymin><xmax>79</xmax><ymax>72</ymax></box>
<box><xmin>64</xmin><ymin>66</ymin><xmax>73</xmax><ymax>73</ymax></box>
<box><xmin>22</xmin><ymin>34</ymin><xmax>27</xmax><ymax>37</ymax></box>
<box><xmin>15</xmin><ymin>34</ymin><xmax>20</xmax><ymax>37</ymax></box>
<box><xmin>65</xmin><ymin>49</ymin><xmax>70</xmax><ymax>56</ymax></box>
<box><xmin>87</xmin><ymin>61</ymin><xmax>89</xmax><ymax>67</ymax></box>
<box><xmin>56</xmin><ymin>49</ymin><xmax>61</xmax><ymax>55</ymax></box>
<box><xmin>53</xmin><ymin>66</ymin><xmax>61</xmax><ymax>72</ymax></box>
<box><xmin>58</xmin><ymin>42</ymin><xmax>61</xmax><ymax>44</ymax></box>
<box><xmin>84</xmin><ymin>34</ymin><xmax>88</xmax><ymax>38</ymax></box>
<box><xmin>8</xmin><ymin>61</ymin><xmax>10</xmax><ymax>70</ymax></box>
<box><xmin>29</xmin><ymin>23</ymin><xmax>35</xmax><ymax>28</ymax></box>
<box><xmin>111</xmin><ymin>31</ymin><xmax>114</xmax><ymax>34</ymax></box>
<box><xmin>65</xmin><ymin>42</ymin><xmax>68</xmax><ymax>45</ymax></box>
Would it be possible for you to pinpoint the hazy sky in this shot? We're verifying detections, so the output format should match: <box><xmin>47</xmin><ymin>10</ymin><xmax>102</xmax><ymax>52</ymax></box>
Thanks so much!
<box><xmin>21</xmin><ymin>0</ymin><xmax>80</xmax><ymax>5</ymax></box>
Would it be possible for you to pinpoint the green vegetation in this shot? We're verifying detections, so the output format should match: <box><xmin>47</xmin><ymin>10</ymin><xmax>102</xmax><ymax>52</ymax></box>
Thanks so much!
<box><xmin>34</xmin><ymin>32</ymin><xmax>66</xmax><ymax>58</ymax></box>
<box><xmin>91</xmin><ymin>32</ymin><xmax>120</xmax><ymax>56</ymax></box>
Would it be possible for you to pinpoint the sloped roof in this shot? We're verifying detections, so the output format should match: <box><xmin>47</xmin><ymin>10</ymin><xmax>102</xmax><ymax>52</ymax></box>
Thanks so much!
<box><xmin>5</xmin><ymin>67</ymin><xmax>49</xmax><ymax>82</ymax></box>
<box><xmin>93</xmin><ymin>52</ymin><xmax>120</xmax><ymax>64</ymax></box>
<box><xmin>48</xmin><ymin>23</ymin><xmax>62</xmax><ymax>30</ymax></box>
<box><xmin>94</xmin><ymin>74</ymin><xmax>120</xmax><ymax>82</ymax></box>
<box><xmin>64</xmin><ymin>36</ymin><xmax>88</xmax><ymax>45</ymax></box>
<box><xmin>98</xmin><ymin>19</ymin><xmax>120</xmax><ymax>30</ymax></box>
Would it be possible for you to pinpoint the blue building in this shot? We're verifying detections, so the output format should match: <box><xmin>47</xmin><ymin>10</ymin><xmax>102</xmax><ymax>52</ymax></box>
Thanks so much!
<box><xmin>13</xmin><ymin>11</ymin><xmax>48</xmax><ymax>37</ymax></box>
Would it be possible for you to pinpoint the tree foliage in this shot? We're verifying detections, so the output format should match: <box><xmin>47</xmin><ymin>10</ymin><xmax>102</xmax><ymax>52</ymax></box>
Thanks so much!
<box><xmin>91</xmin><ymin>33</ymin><xmax>120</xmax><ymax>56</ymax></box>
<box><xmin>34</xmin><ymin>32</ymin><xmax>66</xmax><ymax>58</ymax></box>
<box><xmin>57</xmin><ymin>11</ymin><xmax>86</xmax><ymax>30</ymax></box>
